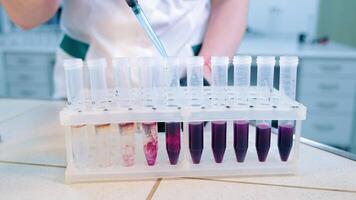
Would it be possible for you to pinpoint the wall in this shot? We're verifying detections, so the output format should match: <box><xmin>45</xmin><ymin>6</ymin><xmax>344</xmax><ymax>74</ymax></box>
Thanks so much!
<box><xmin>317</xmin><ymin>0</ymin><xmax>356</xmax><ymax>48</ymax></box>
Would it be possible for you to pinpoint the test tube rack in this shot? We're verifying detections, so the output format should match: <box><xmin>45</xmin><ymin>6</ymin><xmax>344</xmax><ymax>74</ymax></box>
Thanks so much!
<box><xmin>60</xmin><ymin>87</ymin><xmax>307</xmax><ymax>183</ymax></box>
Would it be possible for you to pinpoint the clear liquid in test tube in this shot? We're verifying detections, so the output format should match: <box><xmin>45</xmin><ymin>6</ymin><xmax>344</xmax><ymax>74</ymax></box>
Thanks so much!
<box><xmin>138</xmin><ymin>57</ymin><xmax>165</xmax><ymax>108</ymax></box>
<box><xmin>233</xmin><ymin>56</ymin><xmax>252</xmax><ymax>106</ymax></box>
<box><xmin>186</xmin><ymin>56</ymin><xmax>204</xmax><ymax>107</ymax></box>
<box><xmin>165</xmin><ymin>57</ymin><xmax>184</xmax><ymax>107</ymax></box>
<box><xmin>256</xmin><ymin>56</ymin><xmax>275</xmax><ymax>106</ymax></box>
<box><xmin>87</xmin><ymin>58</ymin><xmax>109</xmax><ymax>110</ymax></box>
<box><xmin>278</xmin><ymin>56</ymin><xmax>299</xmax><ymax>162</ymax></box>
<box><xmin>113</xmin><ymin>58</ymin><xmax>132</xmax><ymax>108</ymax></box>
<box><xmin>211</xmin><ymin>56</ymin><xmax>229</xmax><ymax>107</ymax></box>
<box><xmin>63</xmin><ymin>59</ymin><xmax>85</xmax><ymax>111</ymax></box>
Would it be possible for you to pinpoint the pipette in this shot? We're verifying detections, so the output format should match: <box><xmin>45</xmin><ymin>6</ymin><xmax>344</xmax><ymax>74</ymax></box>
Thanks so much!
<box><xmin>125</xmin><ymin>0</ymin><xmax>168</xmax><ymax>57</ymax></box>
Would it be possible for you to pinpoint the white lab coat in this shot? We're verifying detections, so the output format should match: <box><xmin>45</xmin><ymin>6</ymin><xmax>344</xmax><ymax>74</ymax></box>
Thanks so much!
<box><xmin>53</xmin><ymin>0</ymin><xmax>211</xmax><ymax>98</ymax></box>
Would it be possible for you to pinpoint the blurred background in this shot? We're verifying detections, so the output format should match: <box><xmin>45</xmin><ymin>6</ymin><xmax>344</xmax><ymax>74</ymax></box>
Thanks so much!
<box><xmin>0</xmin><ymin>0</ymin><xmax>355</xmax><ymax>155</ymax></box>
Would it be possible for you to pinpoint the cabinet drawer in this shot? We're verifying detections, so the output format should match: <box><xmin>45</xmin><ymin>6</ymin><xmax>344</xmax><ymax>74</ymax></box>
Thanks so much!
<box><xmin>302</xmin><ymin>114</ymin><xmax>353</xmax><ymax>147</ymax></box>
<box><xmin>298</xmin><ymin>94</ymin><xmax>354</xmax><ymax>113</ymax></box>
<box><xmin>8</xmin><ymin>85</ymin><xmax>52</xmax><ymax>99</ymax></box>
<box><xmin>299</xmin><ymin>77</ymin><xmax>355</xmax><ymax>95</ymax></box>
<box><xmin>7</xmin><ymin>70</ymin><xmax>51</xmax><ymax>85</ymax></box>
<box><xmin>4</xmin><ymin>53</ymin><xmax>55</xmax><ymax>70</ymax></box>
<box><xmin>300</xmin><ymin>59</ymin><xmax>356</xmax><ymax>78</ymax></box>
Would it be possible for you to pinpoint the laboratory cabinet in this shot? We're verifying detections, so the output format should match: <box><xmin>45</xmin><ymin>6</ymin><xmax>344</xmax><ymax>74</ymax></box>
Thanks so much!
<box><xmin>0</xmin><ymin>51</ymin><xmax>56</xmax><ymax>99</ymax></box>
<box><xmin>298</xmin><ymin>58</ymin><xmax>356</xmax><ymax>150</ymax></box>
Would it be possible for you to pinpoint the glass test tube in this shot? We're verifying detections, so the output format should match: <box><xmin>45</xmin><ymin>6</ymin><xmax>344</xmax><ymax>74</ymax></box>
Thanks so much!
<box><xmin>211</xmin><ymin>57</ymin><xmax>228</xmax><ymax>163</ymax></box>
<box><xmin>63</xmin><ymin>59</ymin><xmax>89</xmax><ymax>168</ymax></box>
<box><xmin>138</xmin><ymin>57</ymin><xmax>165</xmax><ymax>108</ymax></box>
<box><xmin>186</xmin><ymin>56</ymin><xmax>204</xmax><ymax>107</ymax></box>
<box><xmin>211</xmin><ymin>56</ymin><xmax>229</xmax><ymax>107</ymax></box>
<box><xmin>256</xmin><ymin>56</ymin><xmax>275</xmax><ymax>162</ymax></box>
<box><xmin>113</xmin><ymin>58</ymin><xmax>132</xmax><ymax>108</ymax></box>
<box><xmin>87</xmin><ymin>59</ymin><xmax>113</xmax><ymax>167</ymax></box>
<box><xmin>189</xmin><ymin>122</ymin><xmax>204</xmax><ymax>164</ymax></box>
<box><xmin>232</xmin><ymin>56</ymin><xmax>252</xmax><ymax>162</ymax></box>
<box><xmin>87</xmin><ymin>58</ymin><xmax>109</xmax><ymax>110</ymax></box>
<box><xmin>278</xmin><ymin>56</ymin><xmax>299</xmax><ymax>161</ymax></box>
<box><xmin>142</xmin><ymin>122</ymin><xmax>158</xmax><ymax>166</ymax></box>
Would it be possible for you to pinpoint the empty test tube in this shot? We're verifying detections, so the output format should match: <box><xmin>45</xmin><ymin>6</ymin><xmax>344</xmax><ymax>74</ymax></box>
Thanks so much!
<box><xmin>211</xmin><ymin>121</ymin><xmax>227</xmax><ymax>163</ymax></box>
<box><xmin>211</xmin><ymin>56</ymin><xmax>229</xmax><ymax>107</ymax></box>
<box><xmin>63</xmin><ymin>59</ymin><xmax>85</xmax><ymax>111</ymax></box>
<box><xmin>255</xmin><ymin>56</ymin><xmax>275</xmax><ymax>162</ymax></box>
<box><xmin>233</xmin><ymin>56</ymin><xmax>252</xmax><ymax>105</ymax></box>
<box><xmin>113</xmin><ymin>58</ymin><xmax>132</xmax><ymax>108</ymax></box>
<box><xmin>119</xmin><ymin>123</ymin><xmax>136</xmax><ymax>166</ymax></box>
<box><xmin>138</xmin><ymin>57</ymin><xmax>165</xmax><ymax>108</ymax></box>
<box><xmin>165</xmin><ymin>122</ymin><xmax>181</xmax><ymax>165</ymax></box>
<box><xmin>87</xmin><ymin>58</ymin><xmax>109</xmax><ymax>110</ymax></box>
<box><xmin>278</xmin><ymin>56</ymin><xmax>299</xmax><ymax>161</ymax></box>
<box><xmin>186</xmin><ymin>56</ymin><xmax>204</xmax><ymax>107</ymax></box>
<box><xmin>189</xmin><ymin>122</ymin><xmax>204</xmax><ymax>164</ymax></box>
<box><xmin>142</xmin><ymin>122</ymin><xmax>158</xmax><ymax>166</ymax></box>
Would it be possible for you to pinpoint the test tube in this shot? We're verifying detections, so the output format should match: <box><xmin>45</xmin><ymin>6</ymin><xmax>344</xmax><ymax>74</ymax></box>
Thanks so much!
<box><xmin>87</xmin><ymin>58</ymin><xmax>109</xmax><ymax>110</ymax></box>
<box><xmin>138</xmin><ymin>57</ymin><xmax>165</xmax><ymax>108</ymax></box>
<box><xmin>211</xmin><ymin>56</ymin><xmax>229</xmax><ymax>107</ymax></box>
<box><xmin>232</xmin><ymin>56</ymin><xmax>251</xmax><ymax>162</ymax></box>
<box><xmin>165</xmin><ymin>122</ymin><xmax>181</xmax><ymax>165</ymax></box>
<box><xmin>256</xmin><ymin>56</ymin><xmax>275</xmax><ymax>162</ymax></box>
<box><xmin>64</xmin><ymin>59</ymin><xmax>90</xmax><ymax>168</ymax></box>
<box><xmin>70</xmin><ymin>125</ymin><xmax>89</xmax><ymax>168</ymax></box>
<box><xmin>118</xmin><ymin>123</ymin><xmax>136</xmax><ymax>166</ymax></box>
<box><xmin>112</xmin><ymin>58</ymin><xmax>132</xmax><ymax>108</ymax></box>
<box><xmin>63</xmin><ymin>59</ymin><xmax>85</xmax><ymax>111</ymax></box>
<box><xmin>278</xmin><ymin>56</ymin><xmax>299</xmax><ymax>161</ymax></box>
<box><xmin>142</xmin><ymin>122</ymin><xmax>158</xmax><ymax>166</ymax></box>
<box><xmin>211</xmin><ymin>121</ymin><xmax>227</xmax><ymax>163</ymax></box>
<box><xmin>94</xmin><ymin>124</ymin><xmax>113</xmax><ymax>167</ymax></box>
<box><xmin>233</xmin><ymin>56</ymin><xmax>252</xmax><ymax>105</ymax></box>
<box><xmin>189</xmin><ymin>122</ymin><xmax>204</xmax><ymax>164</ymax></box>
<box><xmin>186</xmin><ymin>56</ymin><xmax>204</xmax><ymax>107</ymax></box>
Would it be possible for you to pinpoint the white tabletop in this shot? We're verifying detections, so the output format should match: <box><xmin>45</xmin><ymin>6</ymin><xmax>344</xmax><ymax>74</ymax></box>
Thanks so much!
<box><xmin>0</xmin><ymin>99</ymin><xmax>355</xmax><ymax>200</ymax></box>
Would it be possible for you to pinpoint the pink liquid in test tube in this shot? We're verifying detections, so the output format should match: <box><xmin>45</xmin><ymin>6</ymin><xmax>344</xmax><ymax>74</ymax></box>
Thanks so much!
<box><xmin>255</xmin><ymin>123</ymin><xmax>271</xmax><ymax>162</ymax></box>
<box><xmin>278</xmin><ymin>123</ymin><xmax>294</xmax><ymax>161</ymax></box>
<box><xmin>189</xmin><ymin>122</ymin><xmax>204</xmax><ymax>164</ymax></box>
<box><xmin>165</xmin><ymin>122</ymin><xmax>181</xmax><ymax>165</ymax></box>
<box><xmin>211</xmin><ymin>121</ymin><xmax>227</xmax><ymax>163</ymax></box>
<box><xmin>233</xmin><ymin>120</ymin><xmax>249</xmax><ymax>162</ymax></box>
<box><xmin>142</xmin><ymin>122</ymin><xmax>158</xmax><ymax>166</ymax></box>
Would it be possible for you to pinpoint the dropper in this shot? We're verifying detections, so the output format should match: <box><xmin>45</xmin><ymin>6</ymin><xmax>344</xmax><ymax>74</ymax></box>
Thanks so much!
<box><xmin>125</xmin><ymin>0</ymin><xmax>168</xmax><ymax>57</ymax></box>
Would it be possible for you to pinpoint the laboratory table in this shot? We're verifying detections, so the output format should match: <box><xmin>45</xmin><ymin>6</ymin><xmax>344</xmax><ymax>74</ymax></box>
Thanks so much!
<box><xmin>0</xmin><ymin>99</ymin><xmax>355</xmax><ymax>200</ymax></box>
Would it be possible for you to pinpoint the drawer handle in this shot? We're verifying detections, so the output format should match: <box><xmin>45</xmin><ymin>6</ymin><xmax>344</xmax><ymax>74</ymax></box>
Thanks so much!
<box><xmin>20</xmin><ymin>90</ymin><xmax>34</xmax><ymax>96</ymax></box>
<box><xmin>317</xmin><ymin>83</ymin><xmax>339</xmax><ymax>91</ymax></box>
<box><xmin>315</xmin><ymin>102</ymin><xmax>338</xmax><ymax>109</ymax></box>
<box><xmin>313</xmin><ymin>124</ymin><xmax>335</xmax><ymax>131</ymax></box>
<box><xmin>319</xmin><ymin>65</ymin><xmax>341</xmax><ymax>72</ymax></box>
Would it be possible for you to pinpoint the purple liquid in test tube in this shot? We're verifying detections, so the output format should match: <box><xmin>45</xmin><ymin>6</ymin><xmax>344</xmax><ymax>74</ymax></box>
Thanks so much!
<box><xmin>278</xmin><ymin>124</ymin><xmax>294</xmax><ymax>161</ymax></box>
<box><xmin>189</xmin><ymin>122</ymin><xmax>204</xmax><ymax>164</ymax></box>
<box><xmin>211</xmin><ymin>121</ymin><xmax>227</xmax><ymax>163</ymax></box>
<box><xmin>165</xmin><ymin>122</ymin><xmax>181</xmax><ymax>165</ymax></box>
<box><xmin>142</xmin><ymin>122</ymin><xmax>158</xmax><ymax>166</ymax></box>
<box><xmin>233</xmin><ymin>120</ymin><xmax>249</xmax><ymax>162</ymax></box>
<box><xmin>255</xmin><ymin>123</ymin><xmax>271</xmax><ymax>162</ymax></box>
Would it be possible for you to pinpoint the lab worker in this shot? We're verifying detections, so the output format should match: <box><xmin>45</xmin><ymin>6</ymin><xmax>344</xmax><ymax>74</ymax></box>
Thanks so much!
<box><xmin>1</xmin><ymin>0</ymin><xmax>249</xmax><ymax>98</ymax></box>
